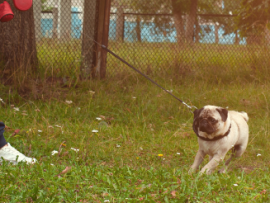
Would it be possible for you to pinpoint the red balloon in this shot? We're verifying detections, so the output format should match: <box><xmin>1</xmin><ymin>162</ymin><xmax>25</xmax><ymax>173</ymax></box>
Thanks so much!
<box><xmin>13</xmin><ymin>0</ymin><xmax>32</xmax><ymax>11</ymax></box>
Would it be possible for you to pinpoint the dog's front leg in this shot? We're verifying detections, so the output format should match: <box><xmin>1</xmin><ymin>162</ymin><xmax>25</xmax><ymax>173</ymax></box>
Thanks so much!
<box><xmin>200</xmin><ymin>154</ymin><xmax>224</xmax><ymax>175</ymax></box>
<box><xmin>189</xmin><ymin>150</ymin><xmax>205</xmax><ymax>174</ymax></box>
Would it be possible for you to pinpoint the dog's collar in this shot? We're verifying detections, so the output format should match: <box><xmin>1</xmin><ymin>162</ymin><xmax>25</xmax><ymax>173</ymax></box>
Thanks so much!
<box><xmin>196</xmin><ymin>124</ymin><xmax>231</xmax><ymax>141</ymax></box>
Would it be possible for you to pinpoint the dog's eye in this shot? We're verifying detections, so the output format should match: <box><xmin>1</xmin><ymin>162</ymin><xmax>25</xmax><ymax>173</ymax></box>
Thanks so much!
<box><xmin>208</xmin><ymin>117</ymin><xmax>216</xmax><ymax>123</ymax></box>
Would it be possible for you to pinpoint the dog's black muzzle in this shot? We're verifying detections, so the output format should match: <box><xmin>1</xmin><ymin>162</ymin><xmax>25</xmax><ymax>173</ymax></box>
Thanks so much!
<box><xmin>199</xmin><ymin>119</ymin><xmax>215</xmax><ymax>134</ymax></box>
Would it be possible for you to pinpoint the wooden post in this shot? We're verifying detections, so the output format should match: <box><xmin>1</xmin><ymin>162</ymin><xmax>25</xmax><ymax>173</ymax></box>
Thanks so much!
<box><xmin>81</xmin><ymin>0</ymin><xmax>98</xmax><ymax>78</ymax></box>
<box><xmin>95</xmin><ymin>0</ymin><xmax>111</xmax><ymax>79</ymax></box>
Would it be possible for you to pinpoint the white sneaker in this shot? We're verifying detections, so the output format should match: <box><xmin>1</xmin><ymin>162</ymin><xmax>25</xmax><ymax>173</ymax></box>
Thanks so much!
<box><xmin>0</xmin><ymin>143</ymin><xmax>37</xmax><ymax>165</ymax></box>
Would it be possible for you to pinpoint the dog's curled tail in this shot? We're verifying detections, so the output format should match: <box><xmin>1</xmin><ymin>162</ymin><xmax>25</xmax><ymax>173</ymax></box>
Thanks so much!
<box><xmin>240</xmin><ymin>112</ymin><xmax>249</xmax><ymax>122</ymax></box>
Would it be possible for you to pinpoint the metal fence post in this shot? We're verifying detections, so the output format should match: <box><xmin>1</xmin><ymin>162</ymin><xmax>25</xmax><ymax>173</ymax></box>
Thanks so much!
<box><xmin>60</xmin><ymin>0</ymin><xmax>71</xmax><ymax>40</ymax></box>
<box><xmin>33</xmin><ymin>0</ymin><xmax>42</xmax><ymax>41</ymax></box>
<box><xmin>52</xmin><ymin>7</ymin><xmax>59</xmax><ymax>39</ymax></box>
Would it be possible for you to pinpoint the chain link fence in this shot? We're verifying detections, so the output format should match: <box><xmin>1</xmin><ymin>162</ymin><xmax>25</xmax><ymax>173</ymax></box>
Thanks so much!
<box><xmin>34</xmin><ymin>0</ymin><xmax>270</xmax><ymax>80</ymax></box>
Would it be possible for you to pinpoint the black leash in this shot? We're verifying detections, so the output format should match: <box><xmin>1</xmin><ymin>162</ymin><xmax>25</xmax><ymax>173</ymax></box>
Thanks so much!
<box><xmin>93</xmin><ymin>40</ymin><xmax>197</xmax><ymax>112</ymax></box>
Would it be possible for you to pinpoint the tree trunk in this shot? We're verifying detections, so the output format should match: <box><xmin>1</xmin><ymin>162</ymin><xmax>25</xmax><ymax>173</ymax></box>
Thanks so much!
<box><xmin>185</xmin><ymin>0</ymin><xmax>198</xmax><ymax>44</ymax></box>
<box><xmin>0</xmin><ymin>0</ymin><xmax>38</xmax><ymax>75</ymax></box>
<box><xmin>81</xmin><ymin>0</ymin><xmax>98</xmax><ymax>78</ymax></box>
<box><xmin>172</xmin><ymin>0</ymin><xmax>185</xmax><ymax>46</ymax></box>
<box><xmin>116</xmin><ymin>5</ymin><xmax>124</xmax><ymax>42</ymax></box>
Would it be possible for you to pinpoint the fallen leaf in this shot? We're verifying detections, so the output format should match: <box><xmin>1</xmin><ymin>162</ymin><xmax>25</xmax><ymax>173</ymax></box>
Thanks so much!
<box><xmin>11</xmin><ymin>129</ymin><xmax>20</xmax><ymax>137</ymax></box>
<box><xmin>4</xmin><ymin>125</ymin><xmax>12</xmax><ymax>130</ymax></box>
<box><xmin>56</xmin><ymin>166</ymin><xmax>72</xmax><ymax>177</ymax></box>
<box><xmin>171</xmin><ymin>190</ymin><xmax>176</xmax><ymax>197</ymax></box>
<box><xmin>177</xmin><ymin>178</ymin><xmax>181</xmax><ymax>184</ymax></box>
<box><xmin>125</xmin><ymin>108</ymin><xmax>132</xmax><ymax>113</ymax></box>
<box><xmin>102</xmin><ymin>192</ymin><xmax>109</xmax><ymax>197</ymax></box>
<box><xmin>260</xmin><ymin>189</ymin><xmax>267</xmax><ymax>195</ymax></box>
<box><xmin>79</xmin><ymin>200</ymin><xmax>89</xmax><ymax>203</ymax></box>
<box><xmin>181</xmin><ymin>132</ymin><xmax>191</xmax><ymax>138</ymax></box>
<box><xmin>58</xmin><ymin>141</ymin><xmax>66</xmax><ymax>155</ymax></box>
<box><xmin>99</xmin><ymin>115</ymin><xmax>106</xmax><ymax>120</ymax></box>
<box><xmin>61</xmin><ymin>151</ymin><xmax>69</xmax><ymax>157</ymax></box>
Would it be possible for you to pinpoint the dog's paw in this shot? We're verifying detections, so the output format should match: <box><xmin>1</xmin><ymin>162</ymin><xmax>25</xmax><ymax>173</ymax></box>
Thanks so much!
<box><xmin>199</xmin><ymin>168</ymin><xmax>213</xmax><ymax>175</ymax></box>
<box><xmin>218</xmin><ymin>168</ymin><xmax>227</xmax><ymax>174</ymax></box>
<box><xmin>188</xmin><ymin>168</ymin><xmax>196</xmax><ymax>175</ymax></box>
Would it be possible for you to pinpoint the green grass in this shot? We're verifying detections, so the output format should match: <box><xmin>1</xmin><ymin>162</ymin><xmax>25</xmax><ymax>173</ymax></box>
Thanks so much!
<box><xmin>2</xmin><ymin>40</ymin><xmax>270</xmax><ymax>202</ymax></box>
<box><xmin>1</xmin><ymin>71</ymin><xmax>270</xmax><ymax>202</ymax></box>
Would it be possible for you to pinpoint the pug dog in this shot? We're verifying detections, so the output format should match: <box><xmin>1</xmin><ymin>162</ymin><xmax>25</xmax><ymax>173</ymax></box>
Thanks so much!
<box><xmin>189</xmin><ymin>105</ymin><xmax>249</xmax><ymax>175</ymax></box>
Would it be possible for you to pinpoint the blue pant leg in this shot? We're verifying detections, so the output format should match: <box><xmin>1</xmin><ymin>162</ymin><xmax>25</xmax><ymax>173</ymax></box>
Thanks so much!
<box><xmin>0</xmin><ymin>122</ymin><xmax>7</xmax><ymax>148</ymax></box>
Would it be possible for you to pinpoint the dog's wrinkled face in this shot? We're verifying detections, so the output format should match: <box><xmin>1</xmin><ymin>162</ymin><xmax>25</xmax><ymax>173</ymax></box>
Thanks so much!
<box><xmin>193</xmin><ymin>105</ymin><xmax>228</xmax><ymax>137</ymax></box>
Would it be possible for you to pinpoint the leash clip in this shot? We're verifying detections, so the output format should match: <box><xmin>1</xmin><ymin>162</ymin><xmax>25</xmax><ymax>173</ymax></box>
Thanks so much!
<box><xmin>182</xmin><ymin>102</ymin><xmax>197</xmax><ymax>113</ymax></box>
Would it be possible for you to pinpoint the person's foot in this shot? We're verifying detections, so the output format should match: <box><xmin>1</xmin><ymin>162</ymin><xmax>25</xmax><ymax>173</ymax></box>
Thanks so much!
<box><xmin>0</xmin><ymin>143</ymin><xmax>37</xmax><ymax>164</ymax></box>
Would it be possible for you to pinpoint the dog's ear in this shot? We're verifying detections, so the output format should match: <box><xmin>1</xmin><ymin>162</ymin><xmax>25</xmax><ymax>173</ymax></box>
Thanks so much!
<box><xmin>193</xmin><ymin>108</ymin><xmax>203</xmax><ymax>135</ymax></box>
<box><xmin>193</xmin><ymin>108</ymin><xmax>203</xmax><ymax>120</ymax></box>
<box><xmin>216</xmin><ymin>108</ymin><xmax>228</xmax><ymax>122</ymax></box>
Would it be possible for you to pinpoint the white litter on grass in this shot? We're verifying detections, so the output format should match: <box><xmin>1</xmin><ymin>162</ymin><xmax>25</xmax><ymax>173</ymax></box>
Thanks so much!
<box><xmin>96</xmin><ymin>117</ymin><xmax>102</xmax><ymax>121</ymax></box>
<box><xmin>38</xmin><ymin>130</ymin><xmax>42</xmax><ymax>132</ymax></box>
<box><xmin>116</xmin><ymin>144</ymin><xmax>121</xmax><ymax>148</ymax></box>
<box><xmin>65</xmin><ymin>100</ymin><xmax>73</xmax><ymax>104</ymax></box>
<box><xmin>257</xmin><ymin>154</ymin><xmax>262</xmax><ymax>157</ymax></box>
<box><xmin>166</xmin><ymin>90</ymin><xmax>173</xmax><ymax>93</ymax></box>
<box><xmin>51</xmin><ymin>150</ymin><xmax>58</xmax><ymax>156</ymax></box>
<box><xmin>104</xmin><ymin>200</ymin><xmax>110</xmax><ymax>203</ymax></box>
<box><xmin>71</xmin><ymin>148</ymin><xmax>79</xmax><ymax>152</ymax></box>
<box><xmin>176</xmin><ymin>152</ymin><xmax>181</xmax><ymax>155</ymax></box>
<box><xmin>233</xmin><ymin>184</ymin><xmax>238</xmax><ymax>186</ymax></box>
<box><xmin>13</xmin><ymin>107</ymin><xmax>19</xmax><ymax>111</ymax></box>
<box><xmin>92</xmin><ymin>129</ymin><xmax>98</xmax><ymax>133</ymax></box>
<box><xmin>89</xmin><ymin>90</ymin><xmax>95</xmax><ymax>95</ymax></box>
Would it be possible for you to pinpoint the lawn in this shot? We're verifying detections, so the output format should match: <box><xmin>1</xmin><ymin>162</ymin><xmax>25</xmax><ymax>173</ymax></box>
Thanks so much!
<box><xmin>1</xmin><ymin>42</ymin><xmax>270</xmax><ymax>202</ymax></box>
